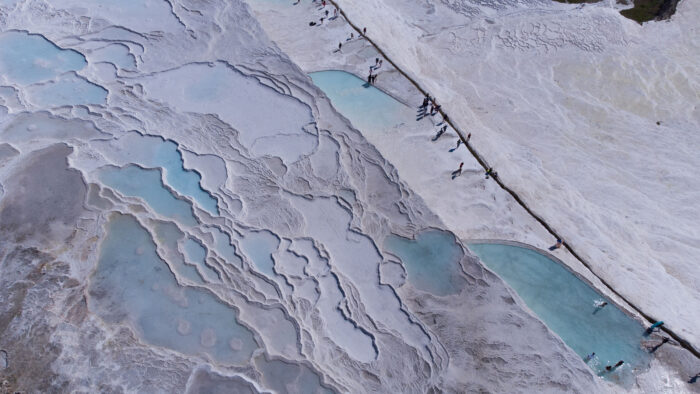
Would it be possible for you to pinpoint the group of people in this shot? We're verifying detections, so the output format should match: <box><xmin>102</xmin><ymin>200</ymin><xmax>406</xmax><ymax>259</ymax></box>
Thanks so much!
<box><xmin>366</xmin><ymin>58</ymin><xmax>383</xmax><ymax>84</ymax></box>
<box><xmin>417</xmin><ymin>94</ymin><xmax>483</xmax><ymax>180</ymax></box>
<box><xmin>583</xmin><ymin>320</ymin><xmax>675</xmax><ymax>375</ymax></box>
<box><xmin>583</xmin><ymin>353</ymin><xmax>623</xmax><ymax>372</ymax></box>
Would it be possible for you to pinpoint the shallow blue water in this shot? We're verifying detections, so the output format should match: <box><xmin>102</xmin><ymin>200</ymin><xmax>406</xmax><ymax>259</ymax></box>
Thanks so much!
<box><xmin>309</xmin><ymin>70</ymin><xmax>408</xmax><ymax>132</ymax></box>
<box><xmin>98</xmin><ymin>165</ymin><xmax>197</xmax><ymax>226</ymax></box>
<box><xmin>151</xmin><ymin>140</ymin><xmax>219</xmax><ymax>215</ymax></box>
<box><xmin>90</xmin><ymin>215</ymin><xmax>257</xmax><ymax>364</ymax></box>
<box><xmin>469</xmin><ymin>243</ymin><xmax>650</xmax><ymax>383</ymax></box>
<box><xmin>383</xmin><ymin>230</ymin><xmax>464</xmax><ymax>296</ymax></box>
<box><xmin>97</xmin><ymin>132</ymin><xmax>219</xmax><ymax>215</ymax></box>
<box><xmin>26</xmin><ymin>74</ymin><xmax>107</xmax><ymax>107</ymax></box>
<box><xmin>239</xmin><ymin>230</ymin><xmax>279</xmax><ymax>277</ymax></box>
<box><xmin>0</xmin><ymin>31</ymin><xmax>86</xmax><ymax>85</ymax></box>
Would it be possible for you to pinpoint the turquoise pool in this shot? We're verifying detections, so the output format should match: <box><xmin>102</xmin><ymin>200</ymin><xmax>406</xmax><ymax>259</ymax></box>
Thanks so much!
<box><xmin>469</xmin><ymin>242</ymin><xmax>650</xmax><ymax>384</ymax></box>
<box><xmin>383</xmin><ymin>230</ymin><xmax>465</xmax><ymax>296</ymax></box>
<box><xmin>309</xmin><ymin>70</ymin><xmax>408</xmax><ymax>132</ymax></box>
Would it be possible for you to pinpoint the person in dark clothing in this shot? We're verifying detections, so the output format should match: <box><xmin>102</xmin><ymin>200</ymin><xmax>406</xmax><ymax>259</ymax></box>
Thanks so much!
<box><xmin>649</xmin><ymin>337</ymin><xmax>670</xmax><ymax>353</ymax></box>
<box><xmin>451</xmin><ymin>162</ymin><xmax>464</xmax><ymax>179</ymax></box>
<box><xmin>549</xmin><ymin>238</ymin><xmax>562</xmax><ymax>251</ymax></box>
<box><xmin>449</xmin><ymin>139</ymin><xmax>461</xmax><ymax>152</ymax></box>
<box><xmin>432</xmin><ymin>125</ymin><xmax>447</xmax><ymax>141</ymax></box>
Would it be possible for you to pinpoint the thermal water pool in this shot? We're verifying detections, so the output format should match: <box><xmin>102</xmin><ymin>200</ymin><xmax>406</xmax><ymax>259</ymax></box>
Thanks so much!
<box><xmin>383</xmin><ymin>230</ymin><xmax>465</xmax><ymax>296</ymax></box>
<box><xmin>0</xmin><ymin>31</ymin><xmax>107</xmax><ymax>106</ymax></box>
<box><xmin>89</xmin><ymin>214</ymin><xmax>258</xmax><ymax>365</ymax></box>
<box><xmin>309</xmin><ymin>70</ymin><xmax>408</xmax><ymax>132</ymax></box>
<box><xmin>469</xmin><ymin>242</ymin><xmax>650</xmax><ymax>384</ymax></box>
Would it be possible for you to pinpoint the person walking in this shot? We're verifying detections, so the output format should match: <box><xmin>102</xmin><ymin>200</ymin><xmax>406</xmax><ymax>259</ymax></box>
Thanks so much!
<box><xmin>338</xmin><ymin>42</ymin><xmax>342</xmax><ymax>51</ymax></box>
<box><xmin>466</xmin><ymin>133</ymin><xmax>471</xmax><ymax>143</ymax></box>
<box><xmin>549</xmin><ymin>238</ymin><xmax>562</xmax><ymax>250</ymax></box>
<box><xmin>449</xmin><ymin>139</ymin><xmax>462</xmax><ymax>152</ymax></box>
<box><xmin>645</xmin><ymin>321</ymin><xmax>664</xmax><ymax>335</ymax></box>
<box><xmin>363</xmin><ymin>27</ymin><xmax>367</xmax><ymax>35</ymax></box>
<box><xmin>451</xmin><ymin>162</ymin><xmax>464</xmax><ymax>179</ymax></box>
<box><xmin>432</xmin><ymin>125</ymin><xmax>447</xmax><ymax>141</ymax></box>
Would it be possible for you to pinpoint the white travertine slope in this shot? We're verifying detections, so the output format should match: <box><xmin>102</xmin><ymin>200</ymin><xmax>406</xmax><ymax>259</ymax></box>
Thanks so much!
<box><xmin>0</xmin><ymin>0</ymin><xmax>611</xmax><ymax>393</ymax></box>
<box><xmin>333</xmin><ymin>0</ymin><xmax>700</xmax><ymax>348</ymax></box>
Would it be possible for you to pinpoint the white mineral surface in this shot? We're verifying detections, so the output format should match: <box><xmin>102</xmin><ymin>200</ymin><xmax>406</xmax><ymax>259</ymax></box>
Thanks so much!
<box><xmin>0</xmin><ymin>0</ymin><xmax>697</xmax><ymax>393</ymax></box>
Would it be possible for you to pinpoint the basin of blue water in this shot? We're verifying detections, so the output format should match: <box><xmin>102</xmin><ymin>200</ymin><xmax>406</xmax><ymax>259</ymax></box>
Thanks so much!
<box><xmin>468</xmin><ymin>242</ymin><xmax>650</xmax><ymax>383</ymax></box>
<box><xmin>383</xmin><ymin>230</ymin><xmax>465</xmax><ymax>296</ymax></box>
<box><xmin>98</xmin><ymin>165</ymin><xmax>197</xmax><ymax>226</ymax></box>
<box><xmin>26</xmin><ymin>73</ymin><xmax>107</xmax><ymax>107</ymax></box>
<box><xmin>239</xmin><ymin>230</ymin><xmax>280</xmax><ymax>277</ymax></box>
<box><xmin>309</xmin><ymin>70</ymin><xmax>408</xmax><ymax>132</ymax></box>
<box><xmin>97</xmin><ymin>132</ymin><xmax>219</xmax><ymax>215</ymax></box>
<box><xmin>0</xmin><ymin>31</ymin><xmax>106</xmax><ymax>106</ymax></box>
<box><xmin>89</xmin><ymin>214</ymin><xmax>258</xmax><ymax>364</ymax></box>
<box><xmin>0</xmin><ymin>31</ymin><xmax>86</xmax><ymax>85</ymax></box>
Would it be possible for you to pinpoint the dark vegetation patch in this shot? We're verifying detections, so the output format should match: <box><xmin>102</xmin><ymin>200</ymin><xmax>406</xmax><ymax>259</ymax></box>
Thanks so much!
<box><xmin>553</xmin><ymin>0</ymin><xmax>681</xmax><ymax>23</ymax></box>
<box><xmin>620</xmin><ymin>0</ymin><xmax>681</xmax><ymax>23</ymax></box>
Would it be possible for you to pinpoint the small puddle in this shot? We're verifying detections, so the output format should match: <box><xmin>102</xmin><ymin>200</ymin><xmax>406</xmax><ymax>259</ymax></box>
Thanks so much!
<box><xmin>469</xmin><ymin>242</ymin><xmax>650</xmax><ymax>386</ymax></box>
<box><xmin>239</xmin><ymin>230</ymin><xmax>280</xmax><ymax>277</ymax></box>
